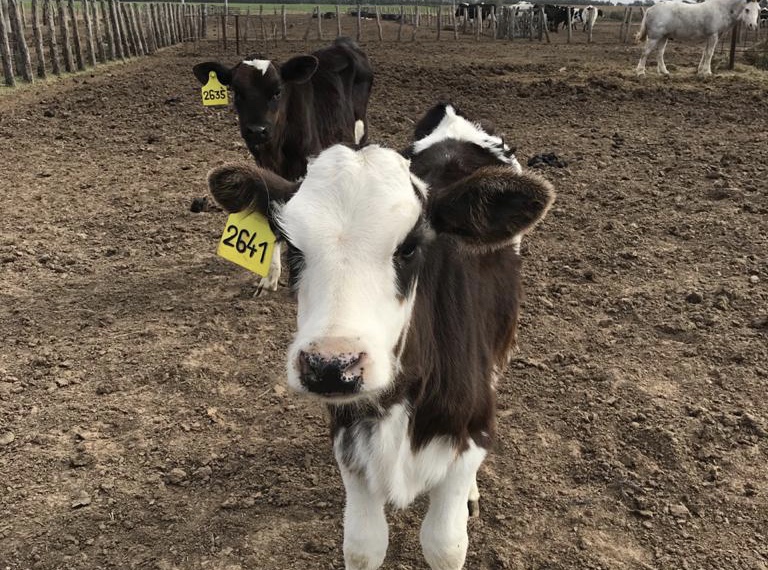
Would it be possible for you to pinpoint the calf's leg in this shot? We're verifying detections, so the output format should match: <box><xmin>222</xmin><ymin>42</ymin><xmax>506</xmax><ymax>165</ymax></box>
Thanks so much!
<box><xmin>467</xmin><ymin>475</ymin><xmax>480</xmax><ymax>518</ymax></box>
<box><xmin>340</xmin><ymin>468</ymin><xmax>388</xmax><ymax>570</ymax></box>
<box><xmin>256</xmin><ymin>242</ymin><xmax>282</xmax><ymax>294</ymax></box>
<box><xmin>421</xmin><ymin>446</ymin><xmax>486</xmax><ymax>570</ymax></box>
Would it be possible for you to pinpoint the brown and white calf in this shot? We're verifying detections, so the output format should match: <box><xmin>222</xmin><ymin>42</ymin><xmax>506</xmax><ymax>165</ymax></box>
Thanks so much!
<box><xmin>207</xmin><ymin>104</ymin><xmax>554</xmax><ymax>570</ymax></box>
<box><xmin>194</xmin><ymin>37</ymin><xmax>373</xmax><ymax>291</ymax></box>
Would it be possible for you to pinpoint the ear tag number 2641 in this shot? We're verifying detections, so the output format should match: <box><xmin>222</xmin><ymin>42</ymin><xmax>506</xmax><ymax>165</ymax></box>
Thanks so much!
<box><xmin>217</xmin><ymin>211</ymin><xmax>276</xmax><ymax>277</ymax></box>
<box><xmin>201</xmin><ymin>71</ymin><xmax>229</xmax><ymax>106</ymax></box>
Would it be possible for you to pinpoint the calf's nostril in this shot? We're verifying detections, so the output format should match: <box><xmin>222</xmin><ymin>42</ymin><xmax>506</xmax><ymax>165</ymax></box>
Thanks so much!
<box><xmin>297</xmin><ymin>351</ymin><xmax>366</xmax><ymax>394</ymax></box>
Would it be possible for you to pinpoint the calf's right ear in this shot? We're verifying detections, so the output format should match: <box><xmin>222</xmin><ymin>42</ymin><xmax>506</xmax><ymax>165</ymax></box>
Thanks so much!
<box><xmin>208</xmin><ymin>164</ymin><xmax>298</xmax><ymax>229</ymax></box>
<box><xmin>193</xmin><ymin>62</ymin><xmax>232</xmax><ymax>85</ymax></box>
<box><xmin>428</xmin><ymin>166</ymin><xmax>555</xmax><ymax>252</ymax></box>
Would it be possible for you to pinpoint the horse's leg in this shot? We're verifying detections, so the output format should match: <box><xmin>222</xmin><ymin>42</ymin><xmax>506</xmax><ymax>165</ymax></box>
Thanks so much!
<box><xmin>636</xmin><ymin>37</ymin><xmax>659</xmax><ymax>76</ymax></box>
<box><xmin>656</xmin><ymin>38</ymin><xmax>670</xmax><ymax>75</ymax></box>
<box><xmin>698</xmin><ymin>34</ymin><xmax>718</xmax><ymax>76</ymax></box>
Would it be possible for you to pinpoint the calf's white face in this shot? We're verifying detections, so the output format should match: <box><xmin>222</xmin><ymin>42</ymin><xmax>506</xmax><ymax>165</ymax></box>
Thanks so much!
<box><xmin>278</xmin><ymin>145</ymin><xmax>425</xmax><ymax>401</ymax></box>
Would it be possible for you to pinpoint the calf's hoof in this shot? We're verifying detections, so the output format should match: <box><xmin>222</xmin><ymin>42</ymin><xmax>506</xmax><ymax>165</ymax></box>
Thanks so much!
<box><xmin>468</xmin><ymin>499</ymin><xmax>480</xmax><ymax>518</ymax></box>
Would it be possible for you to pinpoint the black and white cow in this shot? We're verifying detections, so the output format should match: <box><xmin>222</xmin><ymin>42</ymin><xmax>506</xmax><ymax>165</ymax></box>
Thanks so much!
<box><xmin>544</xmin><ymin>4</ymin><xmax>570</xmax><ymax>32</ymax></box>
<box><xmin>207</xmin><ymin>103</ymin><xmax>554</xmax><ymax>569</ymax></box>
<box><xmin>194</xmin><ymin>37</ymin><xmax>374</xmax><ymax>292</ymax></box>
<box><xmin>455</xmin><ymin>2</ymin><xmax>495</xmax><ymax>23</ymax></box>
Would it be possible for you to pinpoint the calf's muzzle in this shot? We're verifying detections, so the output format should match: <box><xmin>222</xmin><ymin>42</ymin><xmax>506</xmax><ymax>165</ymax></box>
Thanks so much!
<box><xmin>297</xmin><ymin>345</ymin><xmax>368</xmax><ymax>397</ymax></box>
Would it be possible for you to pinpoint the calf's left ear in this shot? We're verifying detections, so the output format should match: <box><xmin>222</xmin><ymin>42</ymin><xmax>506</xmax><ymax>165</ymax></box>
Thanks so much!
<box><xmin>428</xmin><ymin>166</ymin><xmax>555</xmax><ymax>251</ymax></box>
<box><xmin>280</xmin><ymin>56</ymin><xmax>319</xmax><ymax>84</ymax></box>
<box><xmin>208</xmin><ymin>164</ymin><xmax>298</xmax><ymax>229</ymax></box>
<box><xmin>193</xmin><ymin>62</ymin><xmax>232</xmax><ymax>85</ymax></box>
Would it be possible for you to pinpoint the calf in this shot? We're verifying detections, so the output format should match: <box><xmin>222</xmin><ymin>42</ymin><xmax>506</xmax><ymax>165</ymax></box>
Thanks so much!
<box><xmin>194</xmin><ymin>37</ymin><xmax>373</xmax><ymax>291</ymax></box>
<box><xmin>207</xmin><ymin>103</ymin><xmax>554</xmax><ymax>570</ymax></box>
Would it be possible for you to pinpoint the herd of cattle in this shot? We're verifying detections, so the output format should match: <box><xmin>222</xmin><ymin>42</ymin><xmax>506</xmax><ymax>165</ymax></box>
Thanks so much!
<box><xmin>456</xmin><ymin>1</ymin><xmax>603</xmax><ymax>32</ymax></box>
<box><xmin>348</xmin><ymin>2</ymin><xmax>606</xmax><ymax>32</ymax></box>
<box><xmin>194</xmin><ymin>37</ymin><xmax>552</xmax><ymax>570</ymax></box>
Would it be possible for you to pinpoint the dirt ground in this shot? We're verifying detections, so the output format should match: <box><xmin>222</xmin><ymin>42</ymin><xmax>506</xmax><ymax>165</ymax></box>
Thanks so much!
<box><xmin>1</xmin><ymin>16</ymin><xmax>767</xmax><ymax>570</ymax></box>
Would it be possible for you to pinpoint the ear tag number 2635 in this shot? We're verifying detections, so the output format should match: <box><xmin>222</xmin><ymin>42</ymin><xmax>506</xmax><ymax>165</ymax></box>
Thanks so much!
<box><xmin>201</xmin><ymin>71</ymin><xmax>229</xmax><ymax>107</ymax></box>
<box><xmin>217</xmin><ymin>211</ymin><xmax>276</xmax><ymax>277</ymax></box>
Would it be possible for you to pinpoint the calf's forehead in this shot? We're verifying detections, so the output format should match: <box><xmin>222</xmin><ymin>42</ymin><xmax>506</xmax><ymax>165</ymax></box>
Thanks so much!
<box><xmin>280</xmin><ymin>145</ymin><xmax>423</xmax><ymax>253</ymax></box>
<box><xmin>232</xmin><ymin>59</ymin><xmax>279</xmax><ymax>91</ymax></box>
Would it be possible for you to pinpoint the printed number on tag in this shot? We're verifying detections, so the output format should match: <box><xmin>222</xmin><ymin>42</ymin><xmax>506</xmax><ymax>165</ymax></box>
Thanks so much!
<box><xmin>201</xmin><ymin>71</ymin><xmax>229</xmax><ymax>107</ymax></box>
<box><xmin>217</xmin><ymin>211</ymin><xmax>276</xmax><ymax>277</ymax></box>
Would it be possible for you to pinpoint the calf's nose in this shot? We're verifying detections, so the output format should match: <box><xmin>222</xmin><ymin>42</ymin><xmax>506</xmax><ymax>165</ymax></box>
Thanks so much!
<box><xmin>298</xmin><ymin>350</ymin><xmax>367</xmax><ymax>396</ymax></box>
<box><xmin>246</xmin><ymin>124</ymin><xmax>270</xmax><ymax>142</ymax></box>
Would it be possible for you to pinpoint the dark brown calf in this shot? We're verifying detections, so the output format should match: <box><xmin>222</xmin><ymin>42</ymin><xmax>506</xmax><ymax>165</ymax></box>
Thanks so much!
<box><xmin>194</xmin><ymin>37</ymin><xmax>373</xmax><ymax>182</ymax></box>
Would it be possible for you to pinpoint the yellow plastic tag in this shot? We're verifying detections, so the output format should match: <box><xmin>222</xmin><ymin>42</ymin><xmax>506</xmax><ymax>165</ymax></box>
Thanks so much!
<box><xmin>217</xmin><ymin>211</ymin><xmax>276</xmax><ymax>277</ymax></box>
<box><xmin>201</xmin><ymin>71</ymin><xmax>229</xmax><ymax>107</ymax></box>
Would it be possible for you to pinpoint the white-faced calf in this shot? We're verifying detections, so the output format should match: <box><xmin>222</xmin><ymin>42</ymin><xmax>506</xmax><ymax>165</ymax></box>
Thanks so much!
<box><xmin>208</xmin><ymin>104</ymin><xmax>554</xmax><ymax>570</ymax></box>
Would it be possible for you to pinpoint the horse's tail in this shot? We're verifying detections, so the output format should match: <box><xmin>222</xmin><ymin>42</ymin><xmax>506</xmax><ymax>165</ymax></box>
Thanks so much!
<box><xmin>635</xmin><ymin>13</ymin><xmax>647</xmax><ymax>42</ymax></box>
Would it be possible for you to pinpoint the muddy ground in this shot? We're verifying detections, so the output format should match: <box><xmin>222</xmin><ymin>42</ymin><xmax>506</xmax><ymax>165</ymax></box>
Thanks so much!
<box><xmin>1</xmin><ymin>17</ymin><xmax>767</xmax><ymax>570</ymax></box>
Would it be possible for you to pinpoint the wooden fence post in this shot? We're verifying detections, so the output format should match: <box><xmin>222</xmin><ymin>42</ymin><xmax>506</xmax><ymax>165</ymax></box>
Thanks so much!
<box><xmin>100</xmin><ymin>1</ymin><xmax>113</xmax><ymax>59</ymax></box>
<box><xmin>412</xmin><ymin>4</ymin><xmax>419</xmax><ymax>41</ymax></box>
<box><xmin>107</xmin><ymin>0</ymin><xmax>122</xmax><ymax>59</ymax></box>
<box><xmin>8</xmin><ymin>0</ymin><xmax>33</xmax><ymax>81</ymax></box>
<box><xmin>235</xmin><ymin>14</ymin><xmax>240</xmax><ymax>54</ymax></box>
<box><xmin>316</xmin><ymin>5</ymin><xmax>323</xmax><ymax>39</ymax></box>
<box><xmin>44</xmin><ymin>0</ymin><xmax>61</xmax><ymax>73</ymax></box>
<box><xmin>31</xmin><ymin>0</ymin><xmax>46</xmax><ymax>77</ymax></box>
<box><xmin>82</xmin><ymin>0</ymin><xmax>96</xmax><ymax>66</ymax></box>
<box><xmin>91</xmin><ymin>0</ymin><xmax>105</xmax><ymax>62</ymax></box>
<box><xmin>281</xmin><ymin>4</ymin><xmax>287</xmax><ymax>40</ymax></box>
<box><xmin>66</xmin><ymin>0</ymin><xmax>84</xmax><ymax>69</ymax></box>
<box><xmin>160</xmin><ymin>3</ymin><xmax>171</xmax><ymax>46</ymax></box>
<box><xmin>0</xmin><ymin>0</ymin><xmax>14</xmax><ymax>86</ymax></box>
<box><xmin>566</xmin><ymin>7</ymin><xmax>572</xmax><ymax>43</ymax></box>
<box><xmin>120</xmin><ymin>2</ymin><xmax>135</xmax><ymax>55</ymax></box>
<box><xmin>728</xmin><ymin>21</ymin><xmax>739</xmax><ymax>69</ymax></box>
<box><xmin>142</xmin><ymin>4</ymin><xmax>156</xmax><ymax>53</ymax></box>
<box><xmin>540</xmin><ymin>7</ymin><xmax>549</xmax><ymax>43</ymax></box>
<box><xmin>398</xmin><ymin>5</ymin><xmax>404</xmax><ymax>41</ymax></box>
<box><xmin>375</xmin><ymin>5</ymin><xmax>382</xmax><ymax>41</ymax></box>
<box><xmin>335</xmin><ymin>4</ymin><xmax>340</xmax><ymax>37</ymax></box>
<box><xmin>356</xmin><ymin>4</ymin><xmax>361</xmax><ymax>41</ymax></box>
<box><xmin>133</xmin><ymin>4</ymin><xmax>147</xmax><ymax>54</ymax></box>
<box><xmin>118</xmin><ymin>0</ymin><xmax>132</xmax><ymax>56</ymax></box>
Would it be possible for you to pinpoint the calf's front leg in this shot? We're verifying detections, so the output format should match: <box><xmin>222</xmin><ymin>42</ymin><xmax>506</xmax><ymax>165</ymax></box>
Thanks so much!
<box><xmin>420</xmin><ymin>446</ymin><xmax>486</xmax><ymax>570</ymax></box>
<box><xmin>340</xmin><ymin>467</ymin><xmax>389</xmax><ymax>570</ymax></box>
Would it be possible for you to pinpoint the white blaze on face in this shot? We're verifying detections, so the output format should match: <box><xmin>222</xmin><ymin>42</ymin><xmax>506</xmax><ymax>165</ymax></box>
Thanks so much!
<box><xmin>242</xmin><ymin>58</ymin><xmax>271</xmax><ymax>75</ymax></box>
<box><xmin>279</xmin><ymin>145</ymin><xmax>424</xmax><ymax>396</ymax></box>
<box><xmin>412</xmin><ymin>105</ymin><xmax>522</xmax><ymax>174</ymax></box>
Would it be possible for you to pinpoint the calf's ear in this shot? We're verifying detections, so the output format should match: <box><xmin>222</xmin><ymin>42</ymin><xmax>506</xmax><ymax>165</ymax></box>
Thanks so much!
<box><xmin>193</xmin><ymin>62</ymin><xmax>232</xmax><ymax>85</ymax></box>
<box><xmin>428</xmin><ymin>166</ymin><xmax>555</xmax><ymax>251</ymax></box>
<box><xmin>280</xmin><ymin>56</ymin><xmax>319</xmax><ymax>84</ymax></box>
<box><xmin>208</xmin><ymin>164</ymin><xmax>298</xmax><ymax>227</ymax></box>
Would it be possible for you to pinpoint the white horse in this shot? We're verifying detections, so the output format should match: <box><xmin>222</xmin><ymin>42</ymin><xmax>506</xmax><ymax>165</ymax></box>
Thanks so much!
<box><xmin>635</xmin><ymin>0</ymin><xmax>761</xmax><ymax>76</ymax></box>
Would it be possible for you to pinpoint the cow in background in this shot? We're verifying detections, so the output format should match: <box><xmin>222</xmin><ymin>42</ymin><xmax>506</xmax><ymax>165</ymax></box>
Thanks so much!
<box><xmin>193</xmin><ymin>37</ymin><xmax>373</xmax><ymax>292</ymax></box>
<box><xmin>583</xmin><ymin>5</ymin><xmax>598</xmax><ymax>32</ymax></box>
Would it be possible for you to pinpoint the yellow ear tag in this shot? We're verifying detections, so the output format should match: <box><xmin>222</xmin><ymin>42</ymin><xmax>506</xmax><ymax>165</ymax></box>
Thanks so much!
<box><xmin>217</xmin><ymin>211</ymin><xmax>276</xmax><ymax>277</ymax></box>
<box><xmin>201</xmin><ymin>71</ymin><xmax>229</xmax><ymax>107</ymax></box>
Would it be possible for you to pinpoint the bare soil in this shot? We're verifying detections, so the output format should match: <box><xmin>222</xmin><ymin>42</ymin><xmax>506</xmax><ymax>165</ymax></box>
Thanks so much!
<box><xmin>1</xmin><ymin>18</ymin><xmax>767</xmax><ymax>570</ymax></box>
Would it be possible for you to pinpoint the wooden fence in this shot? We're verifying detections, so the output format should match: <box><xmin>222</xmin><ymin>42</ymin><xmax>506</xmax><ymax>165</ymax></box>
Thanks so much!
<box><xmin>204</xmin><ymin>3</ymin><xmax>506</xmax><ymax>51</ymax></box>
<box><xmin>0</xmin><ymin>0</ymin><xmax>207</xmax><ymax>87</ymax></box>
